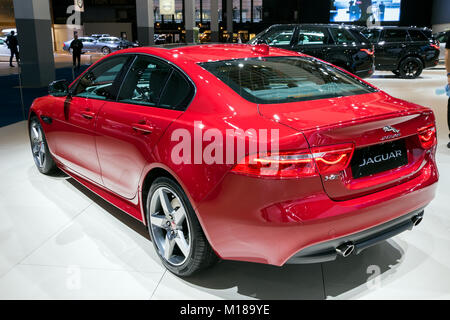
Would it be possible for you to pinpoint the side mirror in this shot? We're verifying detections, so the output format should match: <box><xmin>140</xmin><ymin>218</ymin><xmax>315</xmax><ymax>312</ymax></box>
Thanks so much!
<box><xmin>254</xmin><ymin>38</ymin><xmax>268</xmax><ymax>45</ymax></box>
<box><xmin>49</xmin><ymin>79</ymin><xmax>69</xmax><ymax>97</ymax></box>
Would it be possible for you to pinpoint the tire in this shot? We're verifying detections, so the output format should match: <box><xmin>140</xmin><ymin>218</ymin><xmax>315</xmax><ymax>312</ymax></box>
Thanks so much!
<box><xmin>392</xmin><ymin>70</ymin><xmax>400</xmax><ymax>76</ymax></box>
<box><xmin>146</xmin><ymin>177</ymin><xmax>218</xmax><ymax>277</ymax></box>
<box><xmin>29</xmin><ymin>116</ymin><xmax>58</xmax><ymax>175</ymax></box>
<box><xmin>398</xmin><ymin>57</ymin><xmax>423</xmax><ymax>79</ymax></box>
<box><xmin>101</xmin><ymin>46</ymin><xmax>111</xmax><ymax>55</ymax></box>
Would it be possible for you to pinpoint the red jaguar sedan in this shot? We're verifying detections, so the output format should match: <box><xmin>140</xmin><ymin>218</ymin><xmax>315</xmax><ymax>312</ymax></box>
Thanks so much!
<box><xmin>28</xmin><ymin>44</ymin><xmax>438</xmax><ymax>276</ymax></box>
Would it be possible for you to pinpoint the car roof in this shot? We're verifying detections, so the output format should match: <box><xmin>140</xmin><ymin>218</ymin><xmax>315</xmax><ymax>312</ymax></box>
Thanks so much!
<box><xmin>268</xmin><ymin>23</ymin><xmax>364</xmax><ymax>29</ymax></box>
<box><xmin>168</xmin><ymin>44</ymin><xmax>302</xmax><ymax>62</ymax></box>
<box><xmin>368</xmin><ymin>26</ymin><xmax>431</xmax><ymax>31</ymax></box>
<box><xmin>114</xmin><ymin>44</ymin><xmax>303</xmax><ymax>63</ymax></box>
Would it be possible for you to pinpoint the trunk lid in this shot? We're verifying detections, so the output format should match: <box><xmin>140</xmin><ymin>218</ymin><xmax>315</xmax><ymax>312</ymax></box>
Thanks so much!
<box><xmin>258</xmin><ymin>92</ymin><xmax>435</xmax><ymax>200</ymax></box>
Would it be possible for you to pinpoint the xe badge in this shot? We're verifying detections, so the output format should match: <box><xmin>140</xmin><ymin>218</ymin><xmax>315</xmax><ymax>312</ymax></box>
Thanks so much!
<box><xmin>381</xmin><ymin>126</ymin><xmax>401</xmax><ymax>141</ymax></box>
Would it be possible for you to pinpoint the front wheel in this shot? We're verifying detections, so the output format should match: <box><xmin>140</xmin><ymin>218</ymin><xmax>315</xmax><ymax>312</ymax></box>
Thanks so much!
<box><xmin>146</xmin><ymin>177</ymin><xmax>218</xmax><ymax>277</ymax></box>
<box><xmin>29</xmin><ymin>117</ymin><xmax>57</xmax><ymax>175</ymax></box>
<box><xmin>398</xmin><ymin>57</ymin><xmax>423</xmax><ymax>79</ymax></box>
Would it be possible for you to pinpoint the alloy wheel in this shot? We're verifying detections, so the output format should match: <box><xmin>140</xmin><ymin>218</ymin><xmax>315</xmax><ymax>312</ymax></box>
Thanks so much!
<box><xmin>149</xmin><ymin>187</ymin><xmax>192</xmax><ymax>266</ymax></box>
<box><xmin>403</xmin><ymin>60</ymin><xmax>419</xmax><ymax>77</ymax></box>
<box><xmin>30</xmin><ymin>121</ymin><xmax>46</xmax><ymax>169</ymax></box>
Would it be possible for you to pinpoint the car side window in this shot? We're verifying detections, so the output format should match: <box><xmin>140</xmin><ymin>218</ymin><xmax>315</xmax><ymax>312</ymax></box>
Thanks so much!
<box><xmin>329</xmin><ymin>28</ymin><xmax>356</xmax><ymax>44</ymax></box>
<box><xmin>259</xmin><ymin>27</ymin><xmax>295</xmax><ymax>46</ymax></box>
<box><xmin>364</xmin><ymin>29</ymin><xmax>381</xmax><ymax>43</ymax></box>
<box><xmin>159</xmin><ymin>70</ymin><xmax>194</xmax><ymax>110</ymax></box>
<box><xmin>382</xmin><ymin>30</ymin><xmax>408</xmax><ymax>43</ymax></box>
<box><xmin>408</xmin><ymin>30</ymin><xmax>428</xmax><ymax>42</ymax></box>
<box><xmin>436</xmin><ymin>34</ymin><xmax>445</xmax><ymax>43</ymax></box>
<box><xmin>297</xmin><ymin>27</ymin><xmax>330</xmax><ymax>45</ymax></box>
<box><xmin>72</xmin><ymin>56</ymin><xmax>129</xmax><ymax>100</ymax></box>
<box><xmin>117</xmin><ymin>55</ymin><xmax>172</xmax><ymax>106</ymax></box>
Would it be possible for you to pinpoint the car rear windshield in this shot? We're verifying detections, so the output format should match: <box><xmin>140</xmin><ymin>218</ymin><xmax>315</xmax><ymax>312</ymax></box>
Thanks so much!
<box><xmin>200</xmin><ymin>56</ymin><xmax>376</xmax><ymax>104</ymax></box>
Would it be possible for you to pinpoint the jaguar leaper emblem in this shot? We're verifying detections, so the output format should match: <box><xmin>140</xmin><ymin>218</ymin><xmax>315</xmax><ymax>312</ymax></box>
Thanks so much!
<box><xmin>383</xmin><ymin>125</ymin><xmax>400</xmax><ymax>134</ymax></box>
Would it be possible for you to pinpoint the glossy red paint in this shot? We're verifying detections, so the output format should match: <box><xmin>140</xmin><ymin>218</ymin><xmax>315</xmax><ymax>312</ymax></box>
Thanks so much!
<box><xmin>29</xmin><ymin>44</ymin><xmax>438</xmax><ymax>266</ymax></box>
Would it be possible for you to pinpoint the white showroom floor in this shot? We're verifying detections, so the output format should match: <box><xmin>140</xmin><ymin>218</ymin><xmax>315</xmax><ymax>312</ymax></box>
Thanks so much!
<box><xmin>0</xmin><ymin>68</ymin><xmax>449</xmax><ymax>300</ymax></box>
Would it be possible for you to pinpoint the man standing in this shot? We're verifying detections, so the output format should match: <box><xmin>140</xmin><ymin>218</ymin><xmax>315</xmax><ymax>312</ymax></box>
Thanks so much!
<box><xmin>445</xmin><ymin>30</ymin><xmax>450</xmax><ymax>148</ymax></box>
<box><xmin>5</xmin><ymin>31</ymin><xmax>19</xmax><ymax>67</ymax></box>
<box><xmin>70</xmin><ymin>33</ymin><xmax>83</xmax><ymax>71</ymax></box>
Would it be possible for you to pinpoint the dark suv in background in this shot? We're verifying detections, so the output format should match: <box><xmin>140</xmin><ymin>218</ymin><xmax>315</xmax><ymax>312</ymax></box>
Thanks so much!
<box><xmin>361</xmin><ymin>26</ymin><xmax>440</xmax><ymax>78</ymax></box>
<box><xmin>251</xmin><ymin>24</ymin><xmax>375</xmax><ymax>78</ymax></box>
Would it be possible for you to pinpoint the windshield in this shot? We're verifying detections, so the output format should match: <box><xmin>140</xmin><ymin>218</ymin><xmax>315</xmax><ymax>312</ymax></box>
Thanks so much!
<box><xmin>200</xmin><ymin>56</ymin><xmax>376</xmax><ymax>104</ymax></box>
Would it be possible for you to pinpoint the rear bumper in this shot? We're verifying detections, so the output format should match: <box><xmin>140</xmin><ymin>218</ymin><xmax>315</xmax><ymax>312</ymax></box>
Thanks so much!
<box><xmin>196</xmin><ymin>158</ymin><xmax>438</xmax><ymax>266</ymax></box>
<box><xmin>286</xmin><ymin>207</ymin><xmax>424</xmax><ymax>264</ymax></box>
<box><xmin>424</xmin><ymin>56</ymin><xmax>440</xmax><ymax>69</ymax></box>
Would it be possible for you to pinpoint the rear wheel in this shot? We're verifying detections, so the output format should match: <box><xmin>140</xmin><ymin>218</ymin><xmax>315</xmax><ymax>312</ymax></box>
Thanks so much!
<box><xmin>29</xmin><ymin>117</ymin><xmax>57</xmax><ymax>175</ymax></box>
<box><xmin>101</xmin><ymin>46</ymin><xmax>111</xmax><ymax>55</ymax></box>
<box><xmin>146</xmin><ymin>177</ymin><xmax>218</xmax><ymax>277</ymax></box>
<box><xmin>398</xmin><ymin>57</ymin><xmax>423</xmax><ymax>79</ymax></box>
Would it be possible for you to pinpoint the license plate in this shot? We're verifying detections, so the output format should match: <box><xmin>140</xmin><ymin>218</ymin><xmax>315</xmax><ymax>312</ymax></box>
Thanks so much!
<box><xmin>351</xmin><ymin>140</ymin><xmax>408</xmax><ymax>179</ymax></box>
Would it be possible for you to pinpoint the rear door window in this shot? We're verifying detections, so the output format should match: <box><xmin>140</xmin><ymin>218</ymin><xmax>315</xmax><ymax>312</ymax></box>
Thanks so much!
<box><xmin>348</xmin><ymin>29</ymin><xmax>369</xmax><ymax>43</ymax></box>
<box><xmin>382</xmin><ymin>29</ymin><xmax>408</xmax><ymax>43</ymax></box>
<box><xmin>159</xmin><ymin>70</ymin><xmax>194</xmax><ymax>110</ymax></box>
<box><xmin>363</xmin><ymin>29</ymin><xmax>381</xmax><ymax>43</ymax></box>
<box><xmin>117</xmin><ymin>55</ymin><xmax>172</xmax><ymax>106</ymax></box>
<box><xmin>297</xmin><ymin>27</ymin><xmax>330</xmax><ymax>45</ymax></box>
<box><xmin>329</xmin><ymin>28</ymin><xmax>357</xmax><ymax>45</ymax></box>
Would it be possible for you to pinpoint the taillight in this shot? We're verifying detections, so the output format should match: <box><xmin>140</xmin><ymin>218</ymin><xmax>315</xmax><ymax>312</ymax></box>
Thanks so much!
<box><xmin>417</xmin><ymin>124</ymin><xmax>437</xmax><ymax>149</ymax></box>
<box><xmin>360</xmin><ymin>48</ymin><xmax>374</xmax><ymax>56</ymax></box>
<box><xmin>430</xmin><ymin>44</ymin><xmax>440</xmax><ymax>50</ymax></box>
<box><xmin>232</xmin><ymin>143</ymin><xmax>354</xmax><ymax>178</ymax></box>
<box><xmin>232</xmin><ymin>150</ymin><xmax>317</xmax><ymax>178</ymax></box>
<box><xmin>310</xmin><ymin>143</ymin><xmax>355</xmax><ymax>175</ymax></box>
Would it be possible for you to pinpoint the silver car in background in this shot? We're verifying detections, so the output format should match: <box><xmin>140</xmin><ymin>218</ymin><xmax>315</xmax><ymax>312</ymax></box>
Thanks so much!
<box><xmin>63</xmin><ymin>36</ymin><xmax>139</xmax><ymax>55</ymax></box>
<box><xmin>0</xmin><ymin>36</ymin><xmax>19</xmax><ymax>58</ymax></box>
<box><xmin>0</xmin><ymin>37</ymin><xmax>10</xmax><ymax>57</ymax></box>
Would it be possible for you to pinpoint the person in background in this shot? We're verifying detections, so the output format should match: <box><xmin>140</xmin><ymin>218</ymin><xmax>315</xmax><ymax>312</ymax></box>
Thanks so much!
<box><xmin>70</xmin><ymin>33</ymin><xmax>83</xmax><ymax>71</ymax></box>
<box><xmin>445</xmin><ymin>30</ymin><xmax>450</xmax><ymax>148</ymax></box>
<box><xmin>379</xmin><ymin>2</ymin><xmax>385</xmax><ymax>21</ymax></box>
<box><xmin>6</xmin><ymin>31</ymin><xmax>19</xmax><ymax>67</ymax></box>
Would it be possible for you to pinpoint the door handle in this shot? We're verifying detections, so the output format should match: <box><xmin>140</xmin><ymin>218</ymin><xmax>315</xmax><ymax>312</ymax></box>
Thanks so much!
<box><xmin>132</xmin><ymin>123</ymin><xmax>154</xmax><ymax>134</ymax></box>
<box><xmin>81</xmin><ymin>111</ymin><xmax>96</xmax><ymax>120</ymax></box>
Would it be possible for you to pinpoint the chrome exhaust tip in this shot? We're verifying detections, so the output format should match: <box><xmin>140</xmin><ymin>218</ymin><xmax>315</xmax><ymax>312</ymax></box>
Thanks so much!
<box><xmin>412</xmin><ymin>215</ymin><xmax>423</xmax><ymax>227</ymax></box>
<box><xmin>336</xmin><ymin>242</ymin><xmax>355</xmax><ymax>258</ymax></box>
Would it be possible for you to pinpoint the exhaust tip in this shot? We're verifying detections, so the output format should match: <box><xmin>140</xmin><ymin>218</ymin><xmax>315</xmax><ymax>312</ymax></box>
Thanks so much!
<box><xmin>336</xmin><ymin>242</ymin><xmax>355</xmax><ymax>258</ymax></box>
<box><xmin>412</xmin><ymin>215</ymin><xmax>423</xmax><ymax>227</ymax></box>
